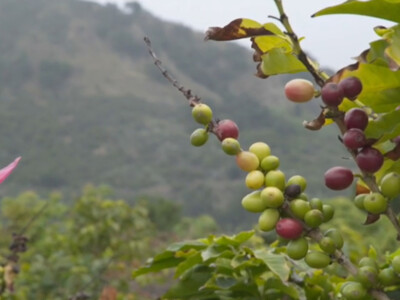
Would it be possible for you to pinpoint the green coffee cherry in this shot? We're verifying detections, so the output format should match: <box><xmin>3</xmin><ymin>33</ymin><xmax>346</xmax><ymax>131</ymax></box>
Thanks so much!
<box><xmin>289</xmin><ymin>199</ymin><xmax>311</xmax><ymax>220</ymax></box>
<box><xmin>357</xmin><ymin>265</ymin><xmax>378</xmax><ymax>288</ymax></box>
<box><xmin>392</xmin><ymin>255</ymin><xmax>400</xmax><ymax>274</ymax></box>
<box><xmin>325</xmin><ymin>228</ymin><xmax>344</xmax><ymax>249</ymax></box>
<box><xmin>378</xmin><ymin>267</ymin><xmax>400</xmax><ymax>286</ymax></box>
<box><xmin>319</xmin><ymin>236</ymin><xmax>336</xmax><ymax>254</ymax></box>
<box><xmin>363</xmin><ymin>193</ymin><xmax>387</xmax><ymax>214</ymax></box>
<box><xmin>354</xmin><ymin>194</ymin><xmax>366</xmax><ymax>210</ymax></box>
<box><xmin>190</xmin><ymin>128</ymin><xmax>208</xmax><ymax>147</ymax></box>
<box><xmin>192</xmin><ymin>103</ymin><xmax>213</xmax><ymax>125</ymax></box>
<box><xmin>287</xmin><ymin>237</ymin><xmax>308</xmax><ymax>260</ymax></box>
<box><xmin>221</xmin><ymin>138</ymin><xmax>241</xmax><ymax>155</ymax></box>
<box><xmin>258</xmin><ymin>208</ymin><xmax>280</xmax><ymax>232</ymax></box>
<box><xmin>260</xmin><ymin>155</ymin><xmax>280</xmax><ymax>171</ymax></box>
<box><xmin>359</xmin><ymin>257</ymin><xmax>378</xmax><ymax>270</ymax></box>
<box><xmin>309</xmin><ymin>198</ymin><xmax>323</xmax><ymax>210</ymax></box>
<box><xmin>241</xmin><ymin>191</ymin><xmax>267</xmax><ymax>213</ymax></box>
<box><xmin>380</xmin><ymin>172</ymin><xmax>400</xmax><ymax>198</ymax></box>
<box><xmin>305</xmin><ymin>251</ymin><xmax>331</xmax><ymax>268</ymax></box>
<box><xmin>304</xmin><ymin>209</ymin><xmax>324</xmax><ymax>228</ymax></box>
<box><xmin>322</xmin><ymin>204</ymin><xmax>334</xmax><ymax>222</ymax></box>
<box><xmin>341</xmin><ymin>281</ymin><xmax>367</xmax><ymax>300</ymax></box>
<box><xmin>265</xmin><ymin>170</ymin><xmax>286</xmax><ymax>191</ymax></box>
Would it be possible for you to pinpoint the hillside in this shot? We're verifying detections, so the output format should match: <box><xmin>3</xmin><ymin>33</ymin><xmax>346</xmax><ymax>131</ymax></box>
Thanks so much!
<box><xmin>0</xmin><ymin>0</ymin><xmax>350</xmax><ymax>229</ymax></box>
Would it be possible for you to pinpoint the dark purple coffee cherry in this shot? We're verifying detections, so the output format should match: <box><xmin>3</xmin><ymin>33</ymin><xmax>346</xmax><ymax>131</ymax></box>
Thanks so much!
<box><xmin>339</xmin><ymin>77</ymin><xmax>363</xmax><ymax>100</ymax></box>
<box><xmin>356</xmin><ymin>147</ymin><xmax>384</xmax><ymax>173</ymax></box>
<box><xmin>344</xmin><ymin>108</ymin><xmax>369</xmax><ymax>131</ymax></box>
<box><xmin>343</xmin><ymin>128</ymin><xmax>367</xmax><ymax>149</ymax></box>
<box><xmin>324</xmin><ymin>166</ymin><xmax>354</xmax><ymax>190</ymax></box>
<box><xmin>321</xmin><ymin>83</ymin><xmax>344</xmax><ymax>106</ymax></box>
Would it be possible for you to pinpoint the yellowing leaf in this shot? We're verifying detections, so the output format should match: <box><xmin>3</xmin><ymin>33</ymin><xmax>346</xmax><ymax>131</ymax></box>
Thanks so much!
<box><xmin>205</xmin><ymin>18</ymin><xmax>276</xmax><ymax>41</ymax></box>
<box><xmin>257</xmin><ymin>48</ymin><xmax>307</xmax><ymax>77</ymax></box>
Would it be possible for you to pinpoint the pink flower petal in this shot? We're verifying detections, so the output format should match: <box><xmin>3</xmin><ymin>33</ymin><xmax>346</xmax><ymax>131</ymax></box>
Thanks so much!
<box><xmin>0</xmin><ymin>157</ymin><xmax>21</xmax><ymax>184</ymax></box>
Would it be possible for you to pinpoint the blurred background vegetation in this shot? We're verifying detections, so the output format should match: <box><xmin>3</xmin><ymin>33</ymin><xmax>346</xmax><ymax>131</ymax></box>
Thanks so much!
<box><xmin>0</xmin><ymin>0</ymin><xmax>397</xmax><ymax>298</ymax></box>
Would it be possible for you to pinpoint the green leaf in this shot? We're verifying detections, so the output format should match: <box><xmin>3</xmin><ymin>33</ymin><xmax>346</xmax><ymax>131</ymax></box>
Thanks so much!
<box><xmin>215</xmin><ymin>230</ymin><xmax>255</xmax><ymax>247</ymax></box>
<box><xmin>132</xmin><ymin>255</ymin><xmax>184</xmax><ymax>277</ymax></box>
<box><xmin>167</xmin><ymin>240</ymin><xmax>207</xmax><ymax>252</ymax></box>
<box><xmin>258</xmin><ymin>48</ymin><xmax>307</xmax><ymax>77</ymax></box>
<box><xmin>253</xmin><ymin>250</ymin><xmax>290</xmax><ymax>281</ymax></box>
<box><xmin>365</xmin><ymin>110</ymin><xmax>400</xmax><ymax>143</ymax></box>
<box><xmin>313</xmin><ymin>0</ymin><xmax>400</xmax><ymax>23</ymax></box>
<box><xmin>175</xmin><ymin>252</ymin><xmax>203</xmax><ymax>278</ymax></box>
<box><xmin>264</xmin><ymin>277</ymin><xmax>299</xmax><ymax>299</ymax></box>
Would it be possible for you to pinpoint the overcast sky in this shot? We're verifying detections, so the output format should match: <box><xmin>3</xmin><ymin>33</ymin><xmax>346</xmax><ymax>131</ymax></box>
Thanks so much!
<box><xmin>89</xmin><ymin>0</ymin><xmax>394</xmax><ymax>69</ymax></box>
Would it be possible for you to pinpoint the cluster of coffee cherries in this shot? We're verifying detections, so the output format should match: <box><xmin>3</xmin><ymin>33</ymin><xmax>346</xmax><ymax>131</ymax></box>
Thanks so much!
<box><xmin>189</xmin><ymin>102</ymin><xmax>344</xmax><ymax>269</ymax></box>
<box><xmin>340</xmin><ymin>254</ymin><xmax>400</xmax><ymax>299</ymax></box>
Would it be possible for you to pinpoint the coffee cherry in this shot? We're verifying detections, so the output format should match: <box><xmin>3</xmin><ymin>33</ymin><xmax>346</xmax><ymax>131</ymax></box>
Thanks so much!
<box><xmin>378</xmin><ymin>267</ymin><xmax>400</xmax><ymax>286</ymax></box>
<box><xmin>258</xmin><ymin>208</ymin><xmax>280</xmax><ymax>232</ymax></box>
<box><xmin>339</xmin><ymin>77</ymin><xmax>363</xmax><ymax>100</ymax></box>
<box><xmin>324</xmin><ymin>166</ymin><xmax>354</xmax><ymax>190</ymax></box>
<box><xmin>363</xmin><ymin>193</ymin><xmax>387</xmax><ymax>214</ymax></box>
<box><xmin>325</xmin><ymin>228</ymin><xmax>344</xmax><ymax>249</ymax></box>
<box><xmin>236</xmin><ymin>151</ymin><xmax>259</xmax><ymax>172</ymax></box>
<box><xmin>215</xmin><ymin>119</ymin><xmax>239</xmax><ymax>141</ymax></box>
<box><xmin>380</xmin><ymin>172</ymin><xmax>400</xmax><ymax>198</ymax></box>
<box><xmin>245</xmin><ymin>170</ymin><xmax>265</xmax><ymax>190</ymax></box>
<box><xmin>287</xmin><ymin>175</ymin><xmax>307</xmax><ymax>192</ymax></box>
<box><xmin>249</xmin><ymin>142</ymin><xmax>271</xmax><ymax>161</ymax></box>
<box><xmin>284</xmin><ymin>79</ymin><xmax>315</xmax><ymax>103</ymax></box>
<box><xmin>287</xmin><ymin>237</ymin><xmax>309</xmax><ymax>260</ymax></box>
<box><xmin>265</xmin><ymin>170</ymin><xmax>286</xmax><ymax>191</ymax></box>
<box><xmin>260</xmin><ymin>155</ymin><xmax>280</xmax><ymax>171</ymax></box>
<box><xmin>322</xmin><ymin>204</ymin><xmax>335</xmax><ymax>222</ymax></box>
<box><xmin>341</xmin><ymin>281</ymin><xmax>367</xmax><ymax>300</ymax></box>
<box><xmin>357</xmin><ymin>266</ymin><xmax>378</xmax><ymax>288</ymax></box>
<box><xmin>190</xmin><ymin>128</ymin><xmax>209</xmax><ymax>146</ymax></box>
<box><xmin>275</xmin><ymin>218</ymin><xmax>303</xmax><ymax>240</ymax></box>
<box><xmin>289</xmin><ymin>199</ymin><xmax>311</xmax><ymax>219</ymax></box>
<box><xmin>344</xmin><ymin>108</ymin><xmax>369</xmax><ymax>131</ymax></box>
<box><xmin>304</xmin><ymin>209</ymin><xmax>324</xmax><ymax>228</ymax></box>
<box><xmin>305</xmin><ymin>251</ymin><xmax>331</xmax><ymax>268</ymax></box>
<box><xmin>356</xmin><ymin>147</ymin><xmax>384</xmax><ymax>173</ymax></box>
<box><xmin>359</xmin><ymin>257</ymin><xmax>378</xmax><ymax>269</ymax></box>
<box><xmin>391</xmin><ymin>255</ymin><xmax>400</xmax><ymax>274</ymax></box>
<box><xmin>221</xmin><ymin>138</ymin><xmax>241</xmax><ymax>155</ymax></box>
<box><xmin>241</xmin><ymin>191</ymin><xmax>267</xmax><ymax>213</ymax></box>
<box><xmin>309</xmin><ymin>198</ymin><xmax>323</xmax><ymax>211</ymax></box>
<box><xmin>321</xmin><ymin>82</ymin><xmax>344</xmax><ymax>106</ymax></box>
<box><xmin>284</xmin><ymin>184</ymin><xmax>302</xmax><ymax>199</ymax></box>
<box><xmin>192</xmin><ymin>103</ymin><xmax>213</xmax><ymax>125</ymax></box>
<box><xmin>319</xmin><ymin>236</ymin><xmax>336</xmax><ymax>254</ymax></box>
<box><xmin>261</xmin><ymin>187</ymin><xmax>285</xmax><ymax>208</ymax></box>
<box><xmin>343</xmin><ymin>128</ymin><xmax>366</xmax><ymax>149</ymax></box>
<box><xmin>354</xmin><ymin>194</ymin><xmax>366</xmax><ymax>210</ymax></box>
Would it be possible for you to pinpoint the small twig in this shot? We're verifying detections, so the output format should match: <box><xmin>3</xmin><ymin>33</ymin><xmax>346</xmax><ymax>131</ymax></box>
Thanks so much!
<box><xmin>143</xmin><ymin>36</ymin><xmax>201</xmax><ymax>106</ymax></box>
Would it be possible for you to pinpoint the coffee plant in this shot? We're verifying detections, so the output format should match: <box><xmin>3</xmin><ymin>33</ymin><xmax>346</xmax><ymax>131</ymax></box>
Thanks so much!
<box><xmin>135</xmin><ymin>0</ymin><xmax>400</xmax><ymax>299</ymax></box>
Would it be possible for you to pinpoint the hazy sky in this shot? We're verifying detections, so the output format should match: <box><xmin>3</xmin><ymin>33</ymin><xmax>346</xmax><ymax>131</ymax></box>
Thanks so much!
<box><xmin>90</xmin><ymin>0</ymin><xmax>394</xmax><ymax>69</ymax></box>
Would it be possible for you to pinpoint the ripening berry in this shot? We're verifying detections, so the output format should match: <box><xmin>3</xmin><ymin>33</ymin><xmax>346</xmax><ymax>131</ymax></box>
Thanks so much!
<box><xmin>286</xmin><ymin>237</ymin><xmax>309</xmax><ymax>260</ymax></box>
<box><xmin>354</xmin><ymin>194</ymin><xmax>366</xmax><ymax>210</ymax></box>
<box><xmin>344</xmin><ymin>108</ymin><xmax>369</xmax><ymax>131</ymax></box>
<box><xmin>322</xmin><ymin>204</ymin><xmax>335</xmax><ymax>222</ymax></box>
<box><xmin>305</xmin><ymin>251</ymin><xmax>331</xmax><ymax>268</ymax></box>
<box><xmin>236</xmin><ymin>151</ymin><xmax>259</xmax><ymax>172</ymax></box>
<box><xmin>321</xmin><ymin>82</ymin><xmax>344</xmax><ymax>106</ymax></box>
<box><xmin>309</xmin><ymin>198</ymin><xmax>323</xmax><ymax>211</ymax></box>
<box><xmin>190</xmin><ymin>128</ymin><xmax>208</xmax><ymax>146</ymax></box>
<box><xmin>339</xmin><ymin>77</ymin><xmax>363</xmax><ymax>100</ymax></box>
<box><xmin>249</xmin><ymin>142</ymin><xmax>271</xmax><ymax>161</ymax></box>
<box><xmin>324</xmin><ymin>166</ymin><xmax>354</xmax><ymax>190</ymax></box>
<box><xmin>192</xmin><ymin>103</ymin><xmax>213</xmax><ymax>125</ymax></box>
<box><xmin>284</xmin><ymin>79</ymin><xmax>315</xmax><ymax>103</ymax></box>
<box><xmin>379</xmin><ymin>267</ymin><xmax>400</xmax><ymax>286</ymax></box>
<box><xmin>215</xmin><ymin>119</ymin><xmax>239</xmax><ymax>141</ymax></box>
<box><xmin>221</xmin><ymin>138</ymin><xmax>241</xmax><ymax>155</ymax></box>
<box><xmin>343</xmin><ymin>128</ymin><xmax>367</xmax><ymax>149</ymax></box>
<box><xmin>275</xmin><ymin>218</ymin><xmax>303</xmax><ymax>240</ymax></box>
<box><xmin>245</xmin><ymin>170</ymin><xmax>265</xmax><ymax>190</ymax></box>
<box><xmin>363</xmin><ymin>192</ymin><xmax>387</xmax><ymax>214</ymax></box>
<box><xmin>356</xmin><ymin>147</ymin><xmax>384</xmax><ymax>173</ymax></box>
<box><xmin>380</xmin><ymin>172</ymin><xmax>400</xmax><ymax>198</ymax></box>
<box><xmin>284</xmin><ymin>184</ymin><xmax>302</xmax><ymax>199</ymax></box>
<box><xmin>319</xmin><ymin>236</ymin><xmax>336</xmax><ymax>254</ymax></box>
<box><xmin>258</xmin><ymin>208</ymin><xmax>280</xmax><ymax>232</ymax></box>
<box><xmin>357</xmin><ymin>265</ymin><xmax>378</xmax><ymax>288</ymax></box>
<box><xmin>261</xmin><ymin>187</ymin><xmax>285</xmax><ymax>208</ymax></box>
